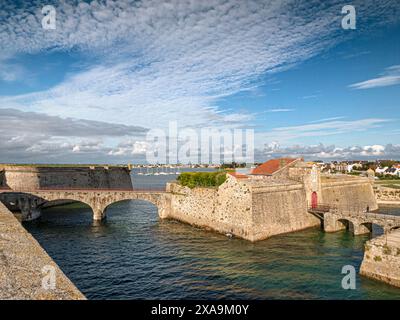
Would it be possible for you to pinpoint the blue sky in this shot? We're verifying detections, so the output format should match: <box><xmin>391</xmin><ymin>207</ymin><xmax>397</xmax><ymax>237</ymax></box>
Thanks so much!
<box><xmin>0</xmin><ymin>0</ymin><xmax>399</xmax><ymax>163</ymax></box>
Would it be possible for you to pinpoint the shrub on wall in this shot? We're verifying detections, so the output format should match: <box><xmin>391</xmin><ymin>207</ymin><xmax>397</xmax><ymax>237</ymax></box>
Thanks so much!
<box><xmin>177</xmin><ymin>171</ymin><xmax>227</xmax><ymax>188</ymax></box>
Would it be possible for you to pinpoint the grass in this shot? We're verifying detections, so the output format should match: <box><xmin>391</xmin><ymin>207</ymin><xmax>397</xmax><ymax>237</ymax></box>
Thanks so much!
<box><xmin>381</xmin><ymin>184</ymin><xmax>400</xmax><ymax>189</ymax></box>
<box><xmin>177</xmin><ymin>171</ymin><xmax>227</xmax><ymax>188</ymax></box>
<box><xmin>376</xmin><ymin>179</ymin><xmax>400</xmax><ymax>189</ymax></box>
<box><xmin>376</xmin><ymin>180</ymin><xmax>400</xmax><ymax>185</ymax></box>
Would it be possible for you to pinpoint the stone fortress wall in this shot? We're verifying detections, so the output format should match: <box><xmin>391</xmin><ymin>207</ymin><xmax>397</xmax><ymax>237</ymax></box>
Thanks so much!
<box><xmin>320</xmin><ymin>176</ymin><xmax>378</xmax><ymax>211</ymax></box>
<box><xmin>164</xmin><ymin>159</ymin><xmax>378</xmax><ymax>241</ymax></box>
<box><xmin>250</xmin><ymin>182</ymin><xmax>319</xmax><ymax>241</ymax></box>
<box><xmin>0</xmin><ymin>165</ymin><xmax>133</xmax><ymax>190</ymax></box>
<box><xmin>360</xmin><ymin>229</ymin><xmax>400</xmax><ymax>288</ymax></box>
<box><xmin>0</xmin><ymin>201</ymin><xmax>85</xmax><ymax>299</ymax></box>
<box><xmin>166</xmin><ymin>177</ymin><xmax>317</xmax><ymax>242</ymax></box>
<box><xmin>0</xmin><ymin>165</ymin><xmax>133</xmax><ymax>220</ymax></box>
<box><xmin>166</xmin><ymin>175</ymin><xmax>255</xmax><ymax>239</ymax></box>
<box><xmin>375</xmin><ymin>187</ymin><xmax>400</xmax><ymax>203</ymax></box>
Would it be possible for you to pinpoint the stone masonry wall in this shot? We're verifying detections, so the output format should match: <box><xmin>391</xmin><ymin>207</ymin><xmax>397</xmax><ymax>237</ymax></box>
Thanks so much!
<box><xmin>0</xmin><ymin>202</ymin><xmax>85</xmax><ymax>299</ymax></box>
<box><xmin>0</xmin><ymin>170</ymin><xmax>5</xmax><ymax>187</ymax></box>
<box><xmin>251</xmin><ymin>184</ymin><xmax>320</xmax><ymax>241</ymax></box>
<box><xmin>375</xmin><ymin>188</ymin><xmax>400</xmax><ymax>203</ymax></box>
<box><xmin>321</xmin><ymin>179</ymin><xmax>378</xmax><ymax>211</ymax></box>
<box><xmin>0</xmin><ymin>166</ymin><xmax>133</xmax><ymax>190</ymax></box>
<box><xmin>360</xmin><ymin>230</ymin><xmax>400</xmax><ymax>288</ymax></box>
<box><xmin>166</xmin><ymin>175</ymin><xmax>320</xmax><ymax>242</ymax></box>
<box><xmin>166</xmin><ymin>175</ymin><xmax>254</xmax><ymax>240</ymax></box>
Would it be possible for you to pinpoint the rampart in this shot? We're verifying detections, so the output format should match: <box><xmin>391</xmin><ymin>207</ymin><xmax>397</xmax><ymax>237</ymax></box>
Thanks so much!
<box><xmin>0</xmin><ymin>165</ymin><xmax>133</xmax><ymax>190</ymax></box>
<box><xmin>0</xmin><ymin>202</ymin><xmax>85</xmax><ymax>299</ymax></box>
<box><xmin>166</xmin><ymin>175</ymin><xmax>320</xmax><ymax>242</ymax></box>
<box><xmin>320</xmin><ymin>176</ymin><xmax>378</xmax><ymax>211</ymax></box>
<box><xmin>360</xmin><ymin>229</ymin><xmax>400</xmax><ymax>287</ymax></box>
<box><xmin>375</xmin><ymin>187</ymin><xmax>400</xmax><ymax>204</ymax></box>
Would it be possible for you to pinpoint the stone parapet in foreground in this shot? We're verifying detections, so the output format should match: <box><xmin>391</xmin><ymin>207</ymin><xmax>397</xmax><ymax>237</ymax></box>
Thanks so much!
<box><xmin>0</xmin><ymin>202</ymin><xmax>85</xmax><ymax>300</ymax></box>
<box><xmin>360</xmin><ymin>230</ymin><xmax>400</xmax><ymax>288</ymax></box>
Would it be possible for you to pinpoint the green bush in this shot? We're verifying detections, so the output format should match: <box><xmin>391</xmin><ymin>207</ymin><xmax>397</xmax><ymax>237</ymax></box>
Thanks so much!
<box><xmin>177</xmin><ymin>171</ymin><xmax>227</xmax><ymax>188</ymax></box>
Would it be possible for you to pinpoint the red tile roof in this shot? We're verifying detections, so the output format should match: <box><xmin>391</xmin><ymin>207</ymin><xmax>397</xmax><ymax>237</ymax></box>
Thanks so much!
<box><xmin>251</xmin><ymin>158</ymin><xmax>297</xmax><ymax>175</ymax></box>
<box><xmin>227</xmin><ymin>172</ymin><xmax>248</xmax><ymax>179</ymax></box>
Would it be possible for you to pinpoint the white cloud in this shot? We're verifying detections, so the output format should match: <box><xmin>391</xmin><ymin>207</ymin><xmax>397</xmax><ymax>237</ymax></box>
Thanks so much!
<box><xmin>361</xmin><ymin>145</ymin><xmax>385</xmax><ymax>156</ymax></box>
<box><xmin>257</xmin><ymin>118</ymin><xmax>390</xmax><ymax>143</ymax></box>
<box><xmin>0</xmin><ymin>1</ymin><xmax>399</xmax><ymax>163</ymax></box>
<box><xmin>1</xmin><ymin>0</ymin><xmax>398</xmax><ymax>131</ymax></box>
<box><xmin>257</xmin><ymin>143</ymin><xmax>400</xmax><ymax>161</ymax></box>
<box><xmin>349</xmin><ymin>65</ymin><xmax>400</xmax><ymax>90</ymax></box>
<box><xmin>0</xmin><ymin>64</ymin><xmax>25</xmax><ymax>82</ymax></box>
<box><xmin>265</xmin><ymin>108</ymin><xmax>294</xmax><ymax>113</ymax></box>
<box><xmin>308</xmin><ymin>116</ymin><xmax>345</xmax><ymax>124</ymax></box>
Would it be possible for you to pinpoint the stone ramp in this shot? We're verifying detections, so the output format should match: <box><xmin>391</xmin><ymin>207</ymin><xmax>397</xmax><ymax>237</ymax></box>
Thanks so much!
<box><xmin>0</xmin><ymin>202</ymin><xmax>85</xmax><ymax>300</ymax></box>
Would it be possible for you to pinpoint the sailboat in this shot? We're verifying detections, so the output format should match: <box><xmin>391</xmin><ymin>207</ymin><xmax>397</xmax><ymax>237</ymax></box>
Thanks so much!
<box><xmin>165</xmin><ymin>166</ymin><xmax>173</xmax><ymax>175</ymax></box>
<box><xmin>159</xmin><ymin>166</ymin><xmax>168</xmax><ymax>175</ymax></box>
<box><xmin>137</xmin><ymin>167</ymin><xmax>144</xmax><ymax>175</ymax></box>
<box><xmin>154</xmin><ymin>167</ymin><xmax>160</xmax><ymax>175</ymax></box>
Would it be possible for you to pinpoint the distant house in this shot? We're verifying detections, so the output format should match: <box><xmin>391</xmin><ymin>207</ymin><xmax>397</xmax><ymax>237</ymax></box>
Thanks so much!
<box><xmin>333</xmin><ymin>162</ymin><xmax>348</xmax><ymax>172</ymax></box>
<box><xmin>386</xmin><ymin>167</ymin><xmax>400</xmax><ymax>176</ymax></box>
<box><xmin>375</xmin><ymin>166</ymin><xmax>400</xmax><ymax>177</ymax></box>
<box><xmin>375</xmin><ymin>167</ymin><xmax>389</xmax><ymax>174</ymax></box>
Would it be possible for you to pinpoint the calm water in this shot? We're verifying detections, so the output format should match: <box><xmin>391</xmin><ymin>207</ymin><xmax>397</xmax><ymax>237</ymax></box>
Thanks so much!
<box><xmin>23</xmin><ymin>172</ymin><xmax>400</xmax><ymax>300</ymax></box>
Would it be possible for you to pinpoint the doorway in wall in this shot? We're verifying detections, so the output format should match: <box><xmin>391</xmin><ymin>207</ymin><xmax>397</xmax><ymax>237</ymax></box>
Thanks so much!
<box><xmin>311</xmin><ymin>192</ymin><xmax>318</xmax><ymax>208</ymax></box>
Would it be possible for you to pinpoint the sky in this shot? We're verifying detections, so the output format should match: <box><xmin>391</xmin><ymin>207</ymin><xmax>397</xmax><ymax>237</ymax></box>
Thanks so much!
<box><xmin>0</xmin><ymin>0</ymin><xmax>399</xmax><ymax>164</ymax></box>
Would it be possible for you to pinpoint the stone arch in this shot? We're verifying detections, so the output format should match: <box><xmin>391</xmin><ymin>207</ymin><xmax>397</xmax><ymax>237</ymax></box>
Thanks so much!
<box><xmin>36</xmin><ymin>198</ymin><xmax>93</xmax><ymax>212</ymax></box>
<box><xmin>337</xmin><ymin>218</ymin><xmax>355</xmax><ymax>232</ymax></box>
<box><xmin>0</xmin><ymin>191</ymin><xmax>96</xmax><ymax>221</ymax></box>
<box><xmin>360</xmin><ymin>222</ymin><xmax>373</xmax><ymax>232</ymax></box>
<box><xmin>37</xmin><ymin>197</ymin><xmax>93</xmax><ymax>210</ymax></box>
<box><xmin>102</xmin><ymin>198</ymin><xmax>160</xmax><ymax>220</ymax></box>
<box><xmin>363</xmin><ymin>220</ymin><xmax>385</xmax><ymax>236</ymax></box>
<box><xmin>348</xmin><ymin>221</ymin><xmax>374</xmax><ymax>235</ymax></box>
<box><xmin>94</xmin><ymin>193</ymin><xmax>166</xmax><ymax>221</ymax></box>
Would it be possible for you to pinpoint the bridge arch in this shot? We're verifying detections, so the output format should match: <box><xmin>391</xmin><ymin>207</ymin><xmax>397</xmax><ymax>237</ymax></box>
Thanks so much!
<box><xmin>359</xmin><ymin>222</ymin><xmax>373</xmax><ymax>232</ymax></box>
<box><xmin>102</xmin><ymin>198</ymin><xmax>159</xmax><ymax>219</ymax></box>
<box><xmin>337</xmin><ymin>218</ymin><xmax>356</xmax><ymax>232</ymax></box>
<box><xmin>99</xmin><ymin>194</ymin><xmax>163</xmax><ymax>221</ymax></box>
<box><xmin>0</xmin><ymin>191</ymin><xmax>96</xmax><ymax>221</ymax></box>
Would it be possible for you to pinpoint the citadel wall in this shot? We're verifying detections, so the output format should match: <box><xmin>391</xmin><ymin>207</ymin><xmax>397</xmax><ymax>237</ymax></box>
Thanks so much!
<box><xmin>166</xmin><ymin>175</ymin><xmax>320</xmax><ymax>242</ymax></box>
<box><xmin>320</xmin><ymin>177</ymin><xmax>378</xmax><ymax>211</ymax></box>
<box><xmin>166</xmin><ymin>175</ymin><xmax>254</xmax><ymax>240</ymax></box>
<box><xmin>0</xmin><ymin>165</ymin><xmax>133</xmax><ymax>190</ymax></box>
<box><xmin>375</xmin><ymin>188</ymin><xmax>400</xmax><ymax>203</ymax></box>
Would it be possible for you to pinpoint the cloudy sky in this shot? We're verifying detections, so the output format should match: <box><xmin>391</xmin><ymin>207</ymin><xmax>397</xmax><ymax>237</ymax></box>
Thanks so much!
<box><xmin>0</xmin><ymin>0</ymin><xmax>400</xmax><ymax>163</ymax></box>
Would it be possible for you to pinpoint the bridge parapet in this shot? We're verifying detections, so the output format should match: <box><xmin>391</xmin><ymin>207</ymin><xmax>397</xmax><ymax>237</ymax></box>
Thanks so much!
<box><xmin>322</xmin><ymin>207</ymin><xmax>400</xmax><ymax>235</ymax></box>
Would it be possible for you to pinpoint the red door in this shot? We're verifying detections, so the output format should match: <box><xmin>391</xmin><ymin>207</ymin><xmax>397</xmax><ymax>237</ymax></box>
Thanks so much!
<box><xmin>311</xmin><ymin>192</ymin><xmax>318</xmax><ymax>209</ymax></box>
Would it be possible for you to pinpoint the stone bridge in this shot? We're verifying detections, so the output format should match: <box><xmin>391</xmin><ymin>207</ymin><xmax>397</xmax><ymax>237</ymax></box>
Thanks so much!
<box><xmin>0</xmin><ymin>188</ymin><xmax>171</xmax><ymax>221</ymax></box>
<box><xmin>309</xmin><ymin>204</ymin><xmax>400</xmax><ymax>235</ymax></box>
